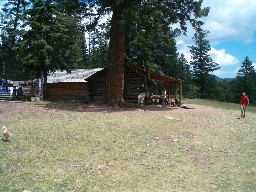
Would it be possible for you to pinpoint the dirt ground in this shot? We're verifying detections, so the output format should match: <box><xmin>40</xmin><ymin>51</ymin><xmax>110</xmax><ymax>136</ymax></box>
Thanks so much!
<box><xmin>0</xmin><ymin>100</ymin><xmax>217</xmax><ymax>117</ymax></box>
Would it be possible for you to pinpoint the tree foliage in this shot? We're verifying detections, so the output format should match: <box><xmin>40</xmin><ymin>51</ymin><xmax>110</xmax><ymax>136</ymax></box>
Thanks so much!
<box><xmin>189</xmin><ymin>29</ymin><xmax>219</xmax><ymax>98</ymax></box>
<box><xmin>0</xmin><ymin>0</ymin><xmax>87</xmax><ymax>82</ymax></box>
<box><xmin>85</xmin><ymin>23</ymin><xmax>109</xmax><ymax>68</ymax></box>
<box><xmin>20</xmin><ymin>0</ymin><xmax>84</xmax><ymax>76</ymax></box>
<box><xmin>0</xmin><ymin>0</ymin><xmax>29</xmax><ymax>80</ymax></box>
<box><xmin>125</xmin><ymin>3</ymin><xmax>178</xmax><ymax>74</ymax></box>
<box><xmin>233</xmin><ymin>56</ymin><xmax>256</xmax><ymax>102</ymax></box>
<box><xmin>237</xmin><ymin>56</ymin><xmax>255</xmax><ymax>77</ymax></box>
<box><xmin>0</xmin><ymin>0</ymin><xmax>211</xmax><ymax>104</ymax></box>
<box><xmin>82</xmin><ymin>0</ymin><xmax>210</xmax><ymax>105</ymax></box>
<box><xmin>177</xmin><ymin>53</ymin><xmax>192</xmax><ymax>97</ymax></box>
<box><xmin>213</xmin><ymin>56</ymin><xmax>256</xmax><ymax>105</ymax></box>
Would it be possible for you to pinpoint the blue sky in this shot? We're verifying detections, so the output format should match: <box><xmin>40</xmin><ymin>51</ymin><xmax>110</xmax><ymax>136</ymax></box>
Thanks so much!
<box><xmin>176</xmin><ymin>0</ymin><xmax>256</xmax><ymax>78</ymax></box>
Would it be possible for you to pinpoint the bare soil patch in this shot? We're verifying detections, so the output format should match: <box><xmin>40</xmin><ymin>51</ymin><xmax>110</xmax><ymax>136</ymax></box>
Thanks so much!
<box><xmin>0</xmin><ymin>101</ymin><xmax>134</xmax><ymax>115</ymax></box>
<box><xmin>0</xmin><ymin>100</ymin><xmax>222</xmax><ymax>117</ymax></box>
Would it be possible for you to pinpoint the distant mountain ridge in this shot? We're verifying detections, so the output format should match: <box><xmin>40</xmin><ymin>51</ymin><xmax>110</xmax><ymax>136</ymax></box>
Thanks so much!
<box><xmin>215</xmin><ymin>76</ymin><xmax>234</xmax><ymax>82</ymax></box>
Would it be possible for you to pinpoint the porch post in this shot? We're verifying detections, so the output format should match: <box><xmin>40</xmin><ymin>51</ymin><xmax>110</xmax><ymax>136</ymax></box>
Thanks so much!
<box><xmin>168</xmin><ymin>83</ymin><xmax>170</xmax><ymax>103</ymax></box>
<box><xmin>179</xmin><ymin>81</ymin><xmax>182</xmax><ymax>106</ymax></box>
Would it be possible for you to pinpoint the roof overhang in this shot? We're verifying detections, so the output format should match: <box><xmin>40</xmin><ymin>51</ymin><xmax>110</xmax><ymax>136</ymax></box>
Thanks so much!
<box><xmin>127</xmin><ymin>65</ymin><xmax>182</xmax><ymax>83</ymax></box>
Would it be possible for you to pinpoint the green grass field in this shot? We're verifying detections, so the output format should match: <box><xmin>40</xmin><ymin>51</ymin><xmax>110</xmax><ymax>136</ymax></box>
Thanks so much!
<box><xmin>0</xmin><ymin>99</ymin><xmax>255</xmax><ymax>191</ymax></box>
<box><xmin>186</xmin><ymin>98</ymin><xmax>256</xmax><ymax>113</ymax></box>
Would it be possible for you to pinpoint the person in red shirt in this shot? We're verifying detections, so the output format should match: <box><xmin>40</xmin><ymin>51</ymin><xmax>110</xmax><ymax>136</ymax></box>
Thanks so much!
<box><xmin>240</xmin><ymin>92</ymin><xmax>249</xmax><ymax>118</ymax></box>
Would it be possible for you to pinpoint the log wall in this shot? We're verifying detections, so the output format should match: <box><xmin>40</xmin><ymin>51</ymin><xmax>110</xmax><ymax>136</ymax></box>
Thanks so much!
<box><xmin>87</xmin><ymin>66</ymin><xmax>157</xmax><ymax>103</ymax></box>
<box><xmin>124</xmin><ymin>67</ymin><xmax>145</xmax><ymax>103</ymax></box>
<box><xmin>87</xmin><ymin>69</ymin><xmax>106</xmax><ymax>102</ymax></box>
<box><xmin>47</xmin><ymin>82</ymin><xmax>88</xmax><ymax>101</ymax></box>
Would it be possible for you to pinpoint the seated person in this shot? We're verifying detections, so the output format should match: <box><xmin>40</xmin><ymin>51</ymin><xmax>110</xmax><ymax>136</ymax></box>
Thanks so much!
<box><xmin>138</xmin><ymin>83</ymin><xmax>149</xmax><ymax>105</ymax></box>
<box><xmin>175</xmin><ymin>98</ymin><xmax>179</xmax><ymax>106</ymax></box>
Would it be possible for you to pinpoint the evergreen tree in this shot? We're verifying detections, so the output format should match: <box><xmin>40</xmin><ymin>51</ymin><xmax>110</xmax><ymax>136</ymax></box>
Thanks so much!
<box><xmin>56</xmin><ymin>0</ymin><xmax>88</xmax><ymax>69</ymax></box>
<box><xmin>125</xmin><ymin>6</ymin><xmax>178</xmax><ymax>74</ymax></box>
<box><xmin>18</xmin><ymin>0</ymin><xmax>82</xmax><ymax>98</ymax></box>
<box><xmin>234</xmin><ymin>56</ymin><xmax>256</xmax><ymax>102</ymax></box>
<box><xmin>61</xmin><ymin>14</ymin><xmax>87</xmax><ymax>69</ymax></box>
<box><xmin>86</xmin><ymin>23</ymin><xmax>109</xmax><ymax>68</ymax></box>
<box><xmin>0</xmin><ymin>0</ymin><xmax>29</xmax><ymax>80</ymax></box>
<box><xmin>177</xmin><ymin>53</ymin><xmax>192</xmax><ymax>97</ymax></box>
<box><xmin>225</xmin><ymin>78</ymin><xmax>240</xmax><ymax>103</ymax></box>
<box><xmin>0</xmin><ymin>43</ymin><xmax>3</xmax><ymax>77</ymax></box>
<box><xmin>0</xmin><ymin>0</ymin><xmax>86</xmax><ymax>81</ymax></box>
<box><xmin>237</xmin><ymin>56</ymin><xmax>255</xmax><ymax>77</ymax></box>
<box><xmin>189</xmin><ymin>29</ymin><xmax>219</xmax><ymax>98</ymax></box>
<box><xmin>82</xmin><ymin>0</ymin><xmax>209</xmax><ymax>106</ymax></box>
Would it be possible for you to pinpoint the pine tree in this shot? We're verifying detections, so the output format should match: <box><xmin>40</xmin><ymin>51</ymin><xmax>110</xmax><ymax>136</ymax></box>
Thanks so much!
<box><xmin>56</xmin><ymin>0</ymin><xmax>88</xmax><ymax>69</ymax></box>
<box><xmin>19</xmin><ymin>0</ymin><xmax>82</xmax><ymax>98</ymax></box>
<box><xmin>0</xmin><ymin>43</ymin><xmax>3</xmax><ymax>77</ymax></box>
<box><xmin>235</xmin><ymin>56</ymin><xmax>256</xmax><ymax>102</ymax></box>
<box><xmin>86</xmin><ymin>24</ymin><xmax>109</xmax><ymax>68</ymax></box>
<box><xmin>189</xmin><ymin>29</ymin><xmax>219</xmax><ymax>98</ymax></box>
<box><xmin>125</xmin><ymin>5</ymin><xmax>178</xmax><ymax>74</ymax></box>
<box><xmin>82</xmin><ymin>0</ymin><xmax>209</xmax><ymax>106</ymax></box>
<box><xmin>177</xmin><ymin>53</ymin><xmax>192</xmax><ymax>97</ymax></box>
<box><xmin>237</xmin><ymin>56</ymin><xmax>255</xmax><ymax>77</ymax></box>
<box><xmin>0</xmin><ymin>0</ymin><xmax>29</xmax><ymax>80</ymax></box>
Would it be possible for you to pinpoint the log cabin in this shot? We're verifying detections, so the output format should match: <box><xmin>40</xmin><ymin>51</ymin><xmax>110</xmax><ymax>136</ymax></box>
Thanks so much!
<box><xmin>86</xmin><ymin>64</ymin><xmax>182</xmax><ymax>105</ymax></box>
<box><xmin>46</xmin><ymin>65</ymin><xmax>182</xmax><ymax>105</ymax></box>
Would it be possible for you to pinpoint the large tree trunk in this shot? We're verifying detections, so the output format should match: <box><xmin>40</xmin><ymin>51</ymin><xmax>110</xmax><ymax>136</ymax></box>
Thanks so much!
<box><xmin>105</xmin><ymin>4</ymin><xmax>126</xmax><ymax>106</ymax></box>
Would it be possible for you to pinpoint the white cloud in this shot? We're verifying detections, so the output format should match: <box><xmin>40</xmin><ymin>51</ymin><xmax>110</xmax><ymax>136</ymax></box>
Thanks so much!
<box><xmin>176</xmin><ymin>0</ymin><xmax>256</xmax><ymax>46</ymax></box>
<box><xmin>209</xmin><ymin>48</ymin><xmax>239</xmax><ymax>66</ymax></box>
<box><xmin>202</xmin><ymin>0</ymin><xmax>256</xmax><ymax>43</ymax></box>
<box><xmin>175</xmin><ymin>0</ymin><xmax>256</xmax><ymax>78</ymax></box>
<box><xmin>177</xmin><ymin>41</ymin><xmax>239</xmax><ymax>67</ymax></box>
<box><xmin>176</xmin><ymin>39</ymin><xmax>242</xmax><ymax>78</ymax></box>
<box><xmin>176</xmin><ymin>40</ymin><xmax>192</xmax><ymax>61</ymax></box>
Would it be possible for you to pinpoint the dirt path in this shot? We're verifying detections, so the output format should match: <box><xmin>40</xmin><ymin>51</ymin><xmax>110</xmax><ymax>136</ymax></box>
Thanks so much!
<box><xmin>0</xmin><ymin>100</ymin><xmax>232</xmax><ymax>118</ymax></box>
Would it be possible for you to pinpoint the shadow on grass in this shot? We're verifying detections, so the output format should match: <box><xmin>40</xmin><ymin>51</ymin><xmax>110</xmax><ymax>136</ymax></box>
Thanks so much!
<box><xmin>35</xmin><ymin>100</ymin><xmax>184</xmax><ymax>114</ymax></box>
<box><xmin>1</xmin><ymin>138</ymin><xmax>10</xmax><ymax>142</ymax></box>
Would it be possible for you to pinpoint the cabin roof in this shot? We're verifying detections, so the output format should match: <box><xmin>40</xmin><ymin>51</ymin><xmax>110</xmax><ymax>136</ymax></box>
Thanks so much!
<box><xmin>47</xmin><ymin>68</ymin><xmax>103</xmax><ymax>83</ymax></box>
<box><xmin>84</xmin><ymin>65</ymin><xmax>181</xmax><ymax>83</ymax></box>
<box><xmin>127</xmin><ymin>65</ymin><xmax>181</xmax><ymax>83</ymax></box>
<box><xmin>48</xmin><ymin>65</ymin><xmax>181</xmax><ymax>84</ymax></box>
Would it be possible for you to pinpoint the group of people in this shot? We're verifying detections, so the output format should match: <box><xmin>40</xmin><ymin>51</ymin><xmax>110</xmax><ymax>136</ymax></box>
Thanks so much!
<box><xmin>138</xmin><ymin>82</ymin><xmax>250</xmax><ymax>118</ymax></box>
<box><xmin>137</xmin><ymin>83</ymin><xmax>173</xmax><ymax>106</ymax></box>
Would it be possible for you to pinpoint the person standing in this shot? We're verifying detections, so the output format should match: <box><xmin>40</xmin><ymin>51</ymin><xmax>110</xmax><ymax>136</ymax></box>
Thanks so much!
<box><xmin>240</xmin><ymin>92</ymin><xmax>249</xmax><ymax>118</ymax></box>
<box><xmin>138</xmin><ymin>83</ymin><xmax>148</xmax><ymax>106</ymax></box>
<box><xmin>9</xmin><ymin>86</ymin><xmax>14</xmax><ymax>99</ymax></box>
